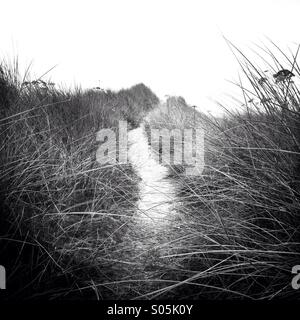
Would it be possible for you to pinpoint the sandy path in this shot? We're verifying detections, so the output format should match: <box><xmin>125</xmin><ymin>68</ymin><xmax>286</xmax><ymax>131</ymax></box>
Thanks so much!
<box><xmin>128</xmin><ymin>123</ymin><xmax>177</xmax><ymax>227</ymax></box>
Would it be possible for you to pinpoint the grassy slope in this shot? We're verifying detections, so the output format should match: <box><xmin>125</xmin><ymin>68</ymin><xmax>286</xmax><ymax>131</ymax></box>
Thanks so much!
<box><xmin>145</xmin><ymin>45</ymin><xmax>300</xmax><ymax>299</ymax></box>
<box><xmin>1</xmin><ymin>42</ymin><xmax>300</xmax><ymax>300</ymax></box>
<box><xmin>0</xmin><ymin>61</ymin><xmax>159</xmax><ymax>299</ymax></box>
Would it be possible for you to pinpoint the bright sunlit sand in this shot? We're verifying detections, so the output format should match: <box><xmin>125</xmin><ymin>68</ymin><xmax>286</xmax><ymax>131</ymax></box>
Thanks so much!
<box><xmin>128</xmin><ymin>124</ymin><xmax>177</xmax><ymax>226</ymax></box>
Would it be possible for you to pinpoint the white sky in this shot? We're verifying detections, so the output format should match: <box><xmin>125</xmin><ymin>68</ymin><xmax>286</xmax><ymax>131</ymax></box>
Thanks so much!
<box><xmin>1</xmin><ymin>0</ymin><xmax>299</xmax><ymax>115</ymax></box>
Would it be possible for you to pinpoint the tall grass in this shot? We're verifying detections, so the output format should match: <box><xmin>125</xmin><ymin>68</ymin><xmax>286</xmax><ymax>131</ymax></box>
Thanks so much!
<box><xmin>0</xmin><ymin>60</ymin><xmax>159</xmax><ymax>299</ymax></box>
<box><xmin>1</xmin><ymin>41</ymin><xmax>300</xmax><ymax>300</ymax></box>
<box><xmin>143</xmin><ymin>43</ymin><xmax>300</xmax><ymax>299</ymax></box>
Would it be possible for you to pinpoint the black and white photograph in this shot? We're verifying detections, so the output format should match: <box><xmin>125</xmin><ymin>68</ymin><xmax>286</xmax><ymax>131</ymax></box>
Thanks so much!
<box><xmin>0</xmin><ymin>0</ymin><xmax>299</xmax><ymax>314</ymax></box>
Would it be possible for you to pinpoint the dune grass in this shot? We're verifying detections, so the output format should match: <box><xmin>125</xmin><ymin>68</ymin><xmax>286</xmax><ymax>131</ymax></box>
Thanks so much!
<box><xmin>1</xmin><ymin>41</ymin><xmax>300</xmax><ymax>300</ymax></box>
<box><xmin>143</xmin><ymin>42</ymin><xmax>300</xmax><ymax>299</ymax></box>
<box><xmin>0</xmin><ymin>61</ymin><xmax>159</xmax><ymax>299</ymax></box>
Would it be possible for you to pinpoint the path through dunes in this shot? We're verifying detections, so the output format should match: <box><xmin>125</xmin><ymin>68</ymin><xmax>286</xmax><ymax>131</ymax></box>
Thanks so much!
<box><xmin>128</xmin><ymin>124</ymin><xmax>177</xmax><ymax>227</ymax></box>
<box><xmin>100</xmin><ymin>121</ymin><xmax>184</xmax><ymax>299</ymax></box>
<box><xmin>70</xmin><ymin>117</ymin><xmax>188</xmax><ymax>300</ymax></box>
<box><xmin>103</xmin><ymin>103</ymin><xmax>206</xmax><ymax>299</ymax></box>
